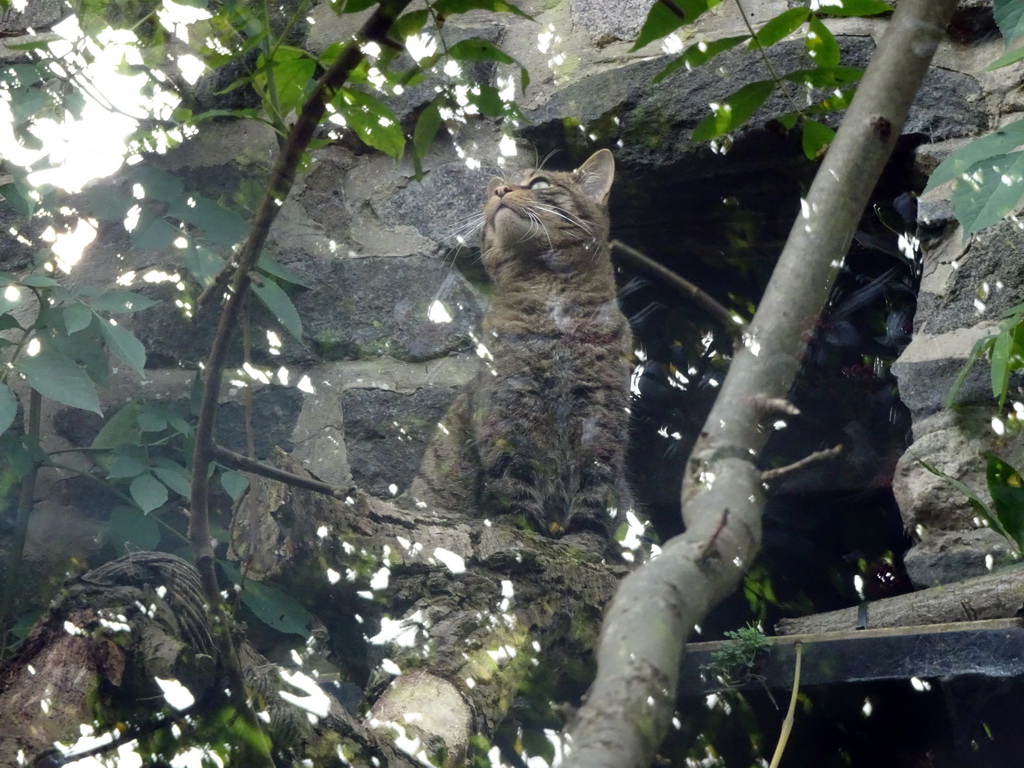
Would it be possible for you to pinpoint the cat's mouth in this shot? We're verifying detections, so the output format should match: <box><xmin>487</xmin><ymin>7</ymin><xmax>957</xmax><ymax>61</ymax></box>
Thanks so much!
<box><xmin>492</xmin><ymin>201</ymin><xmax>526</xmax><ymax>223</ymax></box>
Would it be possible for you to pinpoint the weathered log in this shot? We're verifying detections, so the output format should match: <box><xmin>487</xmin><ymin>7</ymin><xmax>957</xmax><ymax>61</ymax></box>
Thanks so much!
<box><xmin>776</xmin><ymin>565</ymin><xmax>1024</xmax><ymax>635</ymax></box>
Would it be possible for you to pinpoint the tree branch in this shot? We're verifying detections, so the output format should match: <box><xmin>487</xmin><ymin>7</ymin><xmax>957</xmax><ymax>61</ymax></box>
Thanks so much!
<box><xmin>610</xmin><ymin>239</ymin><xmax>747</xmax><ymax>338</ymax></box>
<box><xmin>185</xmin><ymin>2</ymin><xmax>414</xmax><ymax>763</ymax></box>
<box><xmin>564</xmin><ymin>1</ymin><xmax>960</xmax><ymax>765</ymax></box>
<box><xmin>212</xmin><ymin>444</ymin><xmax>355</xmax><ymax>499</ymax></box>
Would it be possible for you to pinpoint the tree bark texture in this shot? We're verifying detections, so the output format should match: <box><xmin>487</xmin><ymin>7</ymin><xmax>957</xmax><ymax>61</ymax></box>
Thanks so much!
<box><xmin>776</xmin><ymin>564</ymin><xmax>1024</xmax><ymax>636</ymax></box>
<box><xmin>562</xmin><ymin>1</ymin><xmax>961</xmax><ymax>766</ymax></box>
<box><xmin>0</xmin><ymin>452</ymin><xmax>627</xmax><ymax>766</ymax></box>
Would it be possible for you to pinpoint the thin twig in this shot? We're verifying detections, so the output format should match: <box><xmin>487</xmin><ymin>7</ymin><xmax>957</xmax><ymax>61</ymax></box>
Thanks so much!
<box><xmin>212</xmin><ymin>445</ymin><xmax>356</xmax><ymax>499</ymax></box>
<box><xmin>610</xmin><ymin>239</ymin><xmax>747</xmax><ymax>338</ymax></box>
<box><xmin>760</xmin><ymin>444</ymin><xmax>844</xmax><ymax>484</ymax></box>
<box><xmin>186</xmin><ymin>3</ymin><xmax>414</xmax><ymax>762</ymax></box>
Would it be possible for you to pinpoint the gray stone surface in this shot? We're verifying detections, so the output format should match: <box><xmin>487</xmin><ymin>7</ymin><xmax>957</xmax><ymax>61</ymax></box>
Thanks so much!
<box><xmin>293</xmin><ymin>254</ymin><xmax>481</xmax><ymax>363</ymax></box>
<box><xmin>0</xmin><ymin>0</ymin><xmax>63</xmax><ymax>34</ymax></box>
<box><xmin>903</xmin><ymin>528</ymin><xmax>1017</xmax><ymax>589</ymax></box>
<box><xmin>890</xmin><ymin>324</ymin><xmax>1000</xmax><ymax>417</ymax></box>
<box><xmin>570</xmin><ymin>0</ymin><xmax>652</xmax><ymax>46</ymax></box>
<box><xmin>4</xmin><ymin>0</ymin><xmax>1019</xmax><ymax>608</ymax></box>
<box><xmin>342</xmin><ymin>386</ymin><xmax>459</xmax><ymax>497</ymax></box>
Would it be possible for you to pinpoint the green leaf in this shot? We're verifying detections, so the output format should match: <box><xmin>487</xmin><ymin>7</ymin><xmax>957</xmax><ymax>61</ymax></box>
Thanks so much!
<box><xmin>257</xmin><ymin>254</ymin><xmax>311</xmax><ymax>288</ymax></box>
<box><xmin>220</xmin><ymin>470</ymin><xmax>249</xmax><ymax>500</ymax></box>
<box><xmin>986</xmin><ymin>44</ymin><xmax>1024</xmax><ymax>71</ymax></box>
<box><xmin>334</xmin><ymin>88</ymin><xmax>405</xmax><ymax>158</ymax></box>
<box><xmin>255</xmin><ymin>46</ymin><xmax>316</xmax><ymax>119</ymax></box>
<box><xmin>995</xmin><ymin>0</ymin><xmax>1024</xmax><ymax>46</ymax></box>
<box><xmin>136</xmin><ymin>409</ymin><xmax>167</xmax><ymax>433</ymax></box>
<box><xmin>432</xmin><ymin>0</ymin><xmax>532</xmax><ymax>21</ymax></box>
<box><xmin>653</xmin><ymin>35</ymin><xmax>748</xmax><ymax>83</ymax></box>
<box><xmin>63</xmin><ymin>304</ymin><xmax>92</xmax><ymax>334</ymax></box>
<box><xmin>130</xmin><ymin>208</ymin><xmax>179</xmax><ymax>251</ymax></box>
<box><xmin>0</xmin><ymin>182</ymin><xmax>34</xmax><ymax>216</ymax></box>
<box><xmin>147</xmin><ymin>403</ymin><xmax>192</xmax><ymax>436</ymax></box>
<box><xmin>109</xmin><ymin>506</ymin><xmax>162</xmax><ymax>552</ymax></box>
<box><xmin>252</xmin><ymin>278</ymin><xmax>303</xmax><ymax>340</ymax></box>
<box><xmin>986</xmin><ymin>453</ymin><xmax>1024</xmax><ymax>552</ymax></box>
<box><xmin>131</xmin><ymin>473</ymin><xmax>168</xmax><ymax>513</ymax></box>
<box><xmin>109</xmin><ymin>452</ymin><xmax>149</xmax><ymax>479</ymax></box>
<box><xmin>220</xmin><ymin>559</ymin><xmax>313</xmax><ymax>637</ymax></box>
<box><xmin>781</xmin><ymin>66</ymin><xmax>863</xmax><ymax>88</ymax></box>
<box><xmin>98</xmin><ymin>318</ymin><xmax>147</xmax><ymax>373</ymax></box>
<box><xmin>751</xmin><ymin>8</ymin><xmax>809</xmax><ymax>48</ymax></box>
<box><xmin>926</xmin><ymin>119</ymin><xmax>1024</xmax><ymax>192</ymax></box>
<box><xmin>17</xmin><ymin>348</ymin><xmax>102</xmax><ymax>415</ymax></box>
<box><xmin>448</xmin><ymin>37</ymin><xmax>515</xmax><ymax>65</ymax></box>
<box><xmin>992</xmin><ymin>319</ymin><xmax>1013</xmax><ymax>406</ymax></box>
<box><xmin>632</xmin><ymin>0</ymin><xmax>718</xmax><ymax>51</ymax></box>
<box><xmin>0</xmin><ymin>286</ymin><xmax>21</xmax><ymax>315</ymax></box>
<box><xmin>633</xmin><ymin>2</ymin><xmax>682</xmax><ymax>51</ymax></box>
<box><xmin>18</xmin><ymin>274</ymin><xmax>59</xmax><ymax>288</ymax></box>
<box><xmin>154</xmin><ymin>462</ymin><xmax>192</xmax><ymax>498</ymax></box>
<box><xmin>813</xmin><ymin>0</ymin><xmax>892</xmax><ymax>17</ymax></box>
<box><xmin>413</xmin><ymin>101</ymin><xmax>444</xmax><ymax>177</ymax></box>
<box><xmin>774</xmin><ymin>112</ymin><xmax>800</xmax><ymax>131</ymax></box>
<box><xmin>806</xmin><ymin>14</ymin><xmax>840</xmax><ymax>68</ymax></box>
<box><xmin>128</xmin><ymin>166</ymin><xmax>184</xmax><ymax>202</ymax></box>
<box><xmin>989</xmin><ymin>314</ymin><xmax>1024</xmax><ymax>407</ymax></box>
<box><xmin>93</xmin><ymin>403</ymin><xmax>143</xmax><ymax>449</ymax></box>
<box><xmin>691</xmin><ymin>79</ymin><xmax>775</xmax><ymax>142</ymax></box>
<box><xmin>183</xmin><ymin>243</ymin><xmax>227</xmax><ymax>289</ymax></box>
<box><xmin>465</xmin><ymin>83</ymin><xmax>506</xmax><ymax>118</ymax></box>
<box><xmin>0</xmin><ymin>384</ymin><xmax>17</xmax><ymax>435</ymax></box>
<box><xmin>167</xmin><ymin>195</ymin><xmax>249</xmax><ymax>247</ymax></box>
<box><xmin>801</xmin><ymin>118</ymin><xmax>835</xmax><ymax>160</ymax></box>
<box><xmin>89</xmin><ymin>291</ymin><xmax>160</xmax><ymax>314</ymax></box>
<box><xmin>950</xmin><ymin>150</ymin><xmax>1024</xmax><ymax>237</ymax></box>
<box><xmin>393</xmin><ymin>9</ymin><xmax>429</xmax><ymax>41</ymax></box>
<box><xmin>80</xmin><ymin>185</ymin><xmax>133</xmax><ymax>220</ymax></box>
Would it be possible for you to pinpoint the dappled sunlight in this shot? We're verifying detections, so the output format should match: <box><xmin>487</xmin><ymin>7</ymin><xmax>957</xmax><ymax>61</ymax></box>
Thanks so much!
<box><xmin>42</xmin><ymin>216</ymin><xmax>96</xmax><ymax>273</ymax></box>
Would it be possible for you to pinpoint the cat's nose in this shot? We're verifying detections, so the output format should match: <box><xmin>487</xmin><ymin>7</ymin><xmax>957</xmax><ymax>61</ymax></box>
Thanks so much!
<box><xmin>492</xmin><ymin>184</ymin><xmax>512</xmax><ymax>198</ymax></box>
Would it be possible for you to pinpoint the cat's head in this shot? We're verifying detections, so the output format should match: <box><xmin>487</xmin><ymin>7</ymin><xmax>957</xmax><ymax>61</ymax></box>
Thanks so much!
<box><xmin>480</xmin><ymin>149</ymin><xmax>614</xmax><ymax>269</ymax></box>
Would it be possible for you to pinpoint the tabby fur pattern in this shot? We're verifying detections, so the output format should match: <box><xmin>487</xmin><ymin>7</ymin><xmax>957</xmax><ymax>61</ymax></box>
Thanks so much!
<box><xmin>410</xmin><ymin>149</ymin><xmax>633</xmax><ymax>536</ymax></box>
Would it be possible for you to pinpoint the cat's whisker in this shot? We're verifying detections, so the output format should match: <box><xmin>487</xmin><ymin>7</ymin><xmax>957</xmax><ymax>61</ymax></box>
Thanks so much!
<box><xmin>444</xmin><ymin>213</ymin><xmax>486</xmax><ymax>246</ymax></box>
<box><xmin>536</xmin><ymin>148</ymin><xmax>560</xmax><ymax>172</ymax></box>
<box><xmin>533</xmin><ymin>203</ymin><xmax>593</xmax><ymax>236</ymax></box>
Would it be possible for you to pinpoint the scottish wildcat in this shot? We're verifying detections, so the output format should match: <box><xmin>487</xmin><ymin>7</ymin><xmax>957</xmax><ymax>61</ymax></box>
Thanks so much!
<box><xmin>410</xmin><ymin>149</ymin><xmax>633</xmax><ymax>536</ymax></box>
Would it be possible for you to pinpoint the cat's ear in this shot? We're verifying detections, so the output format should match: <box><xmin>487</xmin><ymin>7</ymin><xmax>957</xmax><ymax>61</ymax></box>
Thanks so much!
<box><xmin>488</xmin><ymin>177</ymin><xmax>505</xmax><ymax>196</ymax></box>
<box><xmin>576</xmin><ymin>149</ymin><xmax>615</xmax><ymax>204</ymax></box>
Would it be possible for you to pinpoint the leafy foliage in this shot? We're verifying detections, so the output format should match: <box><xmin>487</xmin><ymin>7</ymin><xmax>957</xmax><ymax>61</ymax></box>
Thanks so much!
<box><xmin>924</xmin><ymin>1</ymin><xmax>1024</xmax><ymax>239</ymax></box>
<box><xmin>0</xmin><ymin>0</ymin><xmax>530</xmax><ymax>646</ymax></box>
<box><xmin>631</xmin><ymin>0</ymin><xmax>892</xmax><ymax>159</ymax></box>
<box><xmin>947</xmin><ymin>301</ymin><xmax>1024</xmax><ymax>411</ymax></box>
<box><xmin>703</xmin><ymin>624</ymin><xmax>772</xmax><ymax>687</ymax></box>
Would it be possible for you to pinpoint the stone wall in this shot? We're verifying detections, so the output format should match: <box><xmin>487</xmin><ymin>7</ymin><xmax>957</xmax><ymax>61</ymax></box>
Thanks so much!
<box><xmin>4</xmin><ymin>0</ymin><xmax>1021</xmax><ymax>595</ymax></box>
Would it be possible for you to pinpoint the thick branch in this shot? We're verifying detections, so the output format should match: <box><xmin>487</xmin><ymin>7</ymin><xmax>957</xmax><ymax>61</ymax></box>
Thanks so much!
<box><xmin>563</xmin><ymin>1</ymin><xmax>959</xmax><ymax>765</ymax></box>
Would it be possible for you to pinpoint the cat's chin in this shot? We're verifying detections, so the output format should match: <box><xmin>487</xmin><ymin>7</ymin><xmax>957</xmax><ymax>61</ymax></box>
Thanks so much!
<box><xmin>491</xmin><ymin>206</ymin><xmax>533</xmax><ymax>242</ymax></box>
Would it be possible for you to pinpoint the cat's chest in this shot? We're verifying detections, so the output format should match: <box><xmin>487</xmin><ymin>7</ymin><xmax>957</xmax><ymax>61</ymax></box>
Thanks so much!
<box><xmin>485</xmin><ymin>293</ymin><xmax>625</xmax><ymax>342</ymax></box>
<box><xmin>545</xmin><ymin>295</ymin><xmax>613</xmax><ymax>334</ymax></box>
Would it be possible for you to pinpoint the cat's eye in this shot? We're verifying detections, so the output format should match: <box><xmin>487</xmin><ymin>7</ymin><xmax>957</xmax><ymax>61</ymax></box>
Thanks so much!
<box><xmin>529</xmin><ymin>178</ymin><xmax>551</xmax><ymax>190</ymax></box>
